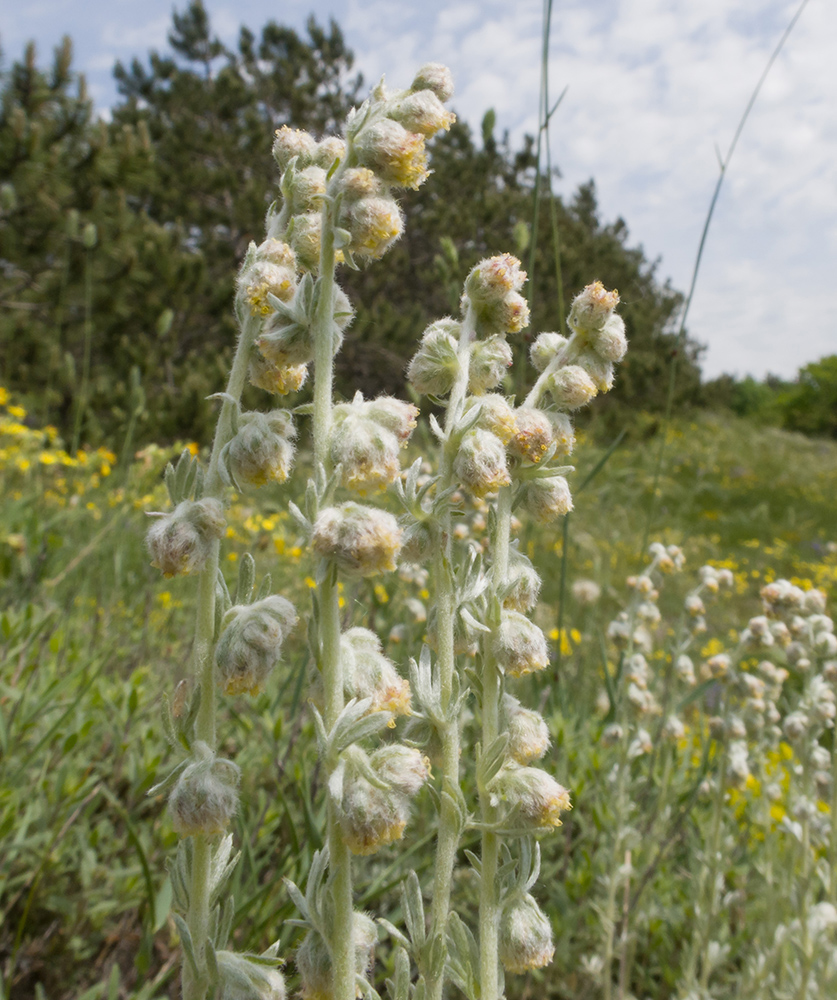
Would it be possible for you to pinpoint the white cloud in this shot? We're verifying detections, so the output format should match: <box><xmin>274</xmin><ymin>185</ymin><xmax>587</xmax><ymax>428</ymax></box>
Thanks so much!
<box><xmin>6</xmin><ymin>0</ymin><xmax>835</xmax><ymax>380</ymax></box>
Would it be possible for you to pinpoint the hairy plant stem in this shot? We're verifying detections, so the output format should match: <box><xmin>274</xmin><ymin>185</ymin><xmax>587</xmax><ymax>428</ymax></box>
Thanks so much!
<box><xmin>602</xmin><ymin>733</ymin><xmax>630</xmax><ymax>1000</ymax></box>
<box><xmin>312</xmin><ymin>178</ymin><xmax>356</xmax><ymax>1000</ymax></box>
<box><xmin>183</xmin><ymin>308</ymin><xmax>262</xmax><ymax>1000</ymax></box>
<box><xmin>479</xmin><ymin>484</ymin><xmax>512</xmax><ymax>1000</ymax></box>
<box><xmin>696</xmin><ymin>750</ymin><xmax>728</xmax><ymax>992</ymax></box>
<box><xmin>425</xmin><ymin>308</ymin><xmax>475</xmax><ymax>1000</ymax></box>
<box><xmin>831</xmin><ymin>732</ymin><xmax>837</xmax><ymax>905</ymax></box>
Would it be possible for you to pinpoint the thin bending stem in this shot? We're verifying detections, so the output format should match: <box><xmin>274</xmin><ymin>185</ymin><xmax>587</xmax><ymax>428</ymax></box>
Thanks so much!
<box><xmin>426</xmin><ymin>307</ymin><xmax>475</xmax><ymax>1000</ymax></box>
<box><xmin>639</xmin><ymin>0</ymin><xmax>810</xmax><ymax>557</ymax></box>
<box><xmin>479</xmin><ymin>484</ymin><xmax>512</xmax><ymax>1000</ymax></box>
<box><xmin>182</xmin><ymin>307</ymin><xmax>262</xmax><ymax>1000</ymax></box>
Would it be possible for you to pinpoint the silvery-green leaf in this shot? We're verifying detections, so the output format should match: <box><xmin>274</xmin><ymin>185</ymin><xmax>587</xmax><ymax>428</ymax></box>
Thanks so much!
<box><xmin>478</xmin><ymin>734</ymin><xmax>509</xmax><ymax>788</ymax></box>
<box><xmin>459</xmin><ymin>607</ymin><xmax>491</xmax><ymax>634</ymax></box>
<box><xmin>173</xmin><ymin>915</ymin><xmax>199</xmax><ymax>976</ymax></box>
<box><xmin>378</xmin><ymin>920</ymin><xmax>411</xmax><ymax>951</ymax></box>
<box><xmin>147</xmin><ymin>757</ymin><xmax>190</xmax><ymax>799</ymax></box>
<box><xmin>401</xmin><ymin>870</ymin><xmax>426</xmax><ymax>948</ymax></box>
<box><xmin>234</xmin><ymin>553</ymin><xmax>256</xmax><ymax>605</ymax></box>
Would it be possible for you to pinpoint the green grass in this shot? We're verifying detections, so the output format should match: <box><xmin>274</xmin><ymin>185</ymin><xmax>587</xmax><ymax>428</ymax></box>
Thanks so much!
<box><xmin>1</xmin><ymin>396</ymin><xmax>836</xmax><ymax>1000</ymax></box>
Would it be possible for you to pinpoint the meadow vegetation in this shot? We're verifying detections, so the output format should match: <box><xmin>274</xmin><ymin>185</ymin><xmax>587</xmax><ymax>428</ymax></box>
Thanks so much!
<box><xmin>2</xmin><ymin>4</ymin><xmax>836</xmax><ymax>1000</ymax></box>
<box><xmin>2</xmin><ymin>382</ymin><xmax>835</xmax><ymax>998</ymax></box>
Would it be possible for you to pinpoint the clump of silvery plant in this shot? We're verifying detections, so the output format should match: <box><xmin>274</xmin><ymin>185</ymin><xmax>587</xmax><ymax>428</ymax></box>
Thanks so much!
<box><xmin>143</xmin><ymin>57</ymin><xmax>631</xmax><ymax>1000</ymax></box>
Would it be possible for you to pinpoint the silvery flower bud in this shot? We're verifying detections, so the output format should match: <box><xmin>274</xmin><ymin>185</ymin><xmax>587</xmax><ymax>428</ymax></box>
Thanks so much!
<box><xmin>355</xmin><ymin>119</ymin><xmax>429</xmax><ymax>189</ymax></box>
<box><xmin>338</xmin><ymin>167</ymin><xmax>386</xmax><ymax>201</ymax></box>
<box><xmin>465</xmin><ymin>253</ymin><xmax>526</xmax><ymax>301</ymax></box>
<box><xmin>628</xmin><ymin>728</ymin><xmax>653</xmax><ymax>758</ymax></box>
<box><xmin>489</xmin><ymin>763</ymin><xmax>571</xmax><ymax>829</ymax></box>
<box><xmin>810</xmin><ymin>614</ymin><xmax>835</xmax><ymax>636</ymax></box>
<box><xmin>289</xmin><ymin>212</ymin><xmax>323</xmax><ymax>271</ymax></box>
<box><xmin>815</xmin><ymin>632</ymin><xmax>837</xmax><ymax>656</ymax></box>
<box><xmin>727</xmin><ymin>740</ymin><xmax>750</xmax><ymax>788</ymax></box>
<box><xmin>576</xmin><ymin>351</ymin><xmax>615</xmax><ymax>393</ymax></box>
<box><xmin>494</xmin><ymin>611</ymin><xmax>549</xmax><ymax>677</ymax></box>
<box><xmin>636</xmin><ymin>601</ymin><xmax>661</xmax><ymax>624</ymax></box>
<box><xmin>272</xmin><ymin>126</ymin><xmax>317</xmax><ymax>170</ymax></box>
<box><xmin>567</xmin><ymin>281</ymin><xmax>620</xmax><ymax>333</ymax></box>
<box><xmin>468</xmin><ymin>335</ymin><xmax>513</xmax><ymax>393</ymax></box>
<box><xmin>469</xmin><ymin>293</ymin><xmax>530</xmax><ymax>338</ymax></box>
<box><xmin>607</xmin><ymin>618</ymin><xmax>631</xmax><ymax>648</ymax></box>
<box><xmin>703</xmin><ymin>654</ymin><xmax>731</xmax><ymax>680</ymax></box>
<box><xmin>602</xmin><ymin>723</ymin><xmax>623</xmax><ymax>745</ymax></box>
<box><xmin>508</xmin><ymin>407</ymin><xmax>553</xmax><ymax>463</ymax></box>
<box><xmin>627</xmin><ymin>683</ymin><xmax>658</xmax><ymax>716</ymax></box>
<box><xmin>249</xmin><ymin>353</ymin><xmax>308</xmax><ymax>396</ymax></box>
<box><xmin>521</xmin><ymin>475</ymin><xmax>573</xmax><ymax>524</ymax></box>
<box><xmin>502</xmin><ymin>555</ymin><xmax>542</xmax><ymax>613</ymax></box>
<box><xmin>389</xmin><ymin>89</ymin><xmax>456</xmax><ymax>136</ymax></box>
<box><xmin>258</xmin><ymin>321</ymin><xmax>313</xmax><ymax>371</ymax></box>
<box><xmin>454</xmin><ymin>429</ymin><xmax>510</xmax><ymax>497</ymax></box>
<box><xmin>224</xmin><ymin>411</ymin><xmax>297</xmax><ymax>488</ymax></box>
<box><xmin>530</xmin><ymin>332</ymin><xmax>568</xmax><ymax>373</ymax></box>
<box><xmin>411</xmin><ymin>62</ymin><xmax>455</xmax><ymax>102</ymax></box>
<box><xmin>463</xmin><ymin>256</ymin><xmax>529</xmax><ymax>335</ymax></box>
<box><xmin>809</xmin><ymin>675</ymin><xmax>837</xmax><ymax>725</ymax></box>
<box><xmin>824</xmin><ymin>660</ymin><xmax>837</xmax><ymax>682</ymax></box>
<box><xmin>286</xmin><ymin>165</ymin><xmax>327</xmax><ymax>215</ymax></box>
<box><xmin>728</xmin><ymin>715</ymin><xmax>747</xmax><ymax>740</ymax></box>
<box><xmin>313</xmin><ymin>503</ymin><xmax>402</xmax><ymax>576</ymax></box>
<box><xmin>548</xmin><ymin>364</ymin><xmax>598</xmax><ymax>409</ymax></box>
<box><xmin>663</xmin><ymin>715</ymin><xmax>686</xmax><ymax>741</ymax></box>
<box><xmin>342</xmin><ymin>195</ymin><xmax>404</xmax><ymax>260</ymax></box>
<box><xmin>675</xmin><ymin>654</ymin><xmax>696</xmax><ymax>685</ymax></box>
<box><xmin>400</xmin><ymin>520</ymin><xmax>434</xmax><ymax>563</ymax></box>
<box><xmin>812</xmin><ymin>745</ymin><xmax>831</xmax><ymax>771</ymax></box>
<box><xmin>341</xmin><ymin>627</ymin><xmax>411</xmax><ymax>716</ymax></box>
<box><xmin>314</xmin><ymin>135</ymin><xmax>347</xmax><ymax>170</ymax></box>
<box><xmin>373</xmin><ymin>744</ymin><xmax>431</xmax><ymax>796</ymax></box>
<box><xmin>685</xmin><ymin>594</ymin><xmax>705</xmax><ymax>617</ymax></box>
<box><xmin>216</xmin><ymin>951</ymin><xmax>286</xmax><ymax>1000</ymax></box>
<box><xmin>550</xmin><ymin>411</ymin><xmax>576</xmax><ymax>456</ymax></box>
<box><xmin>215</xmin><ymin>596</ymin><xmax>297</xmax><ymax>695</ymax></box>
<box><xmin>504</xmin><ymin>694</ymin><xmax>550</xmax><ymax>763</ymax></box>
<box><xmin>366</xmin><ymin>397</ymin><xmax>419</xmax><ymax>441</ymax></box>
<box><xmin>499</xmin><ymin>892</ymin><xmax>554</xmax><ymax>973</ymax></box>
<box><xmin>168</xmin><ymin>743</ymin><xmax>240</xmax><ymax>836</ymax></box>
<box><xmin>238</xmin><ymin>250</ymin><xmax>297</xmax><ymax>316</ymax></box>
<box><xmin>784</xmin><ymin>711</ymin><xmax>809</xmax><ymax>741</ymax></box>
<box><xmin>147</xmin><ymin>498</ymin><xmax>225</xmax><ymax>577</ymax></box>
<box><xmin>330</xmin><ymin>405</ymin><xmax>402</xmax><ymax>494</ymax></box>
<box><xmin>765</xmin><ymin>781</ymin><xmax>783</xmax><ymax>802</ymax></box>
<box><xmin>589</xmin><ymin>313</ymin><xmax>628</xmax><ymax>361</ymax></box>
<box><xmin>339</xmin><ymin>746</ymin><xmax>429</xmax><ymax>854</ymax></box>
<box><xmin>572</xmin><ymin>579</ymin><xmax>601</xmax><ymax>605</ymax></box>
<box><xmin>407</xmin><ymin>319</ymin><xmax>460</xmax><ymax>396</ymax></box>
<box><xmin>463</xmin><ymin>393</ymin><xmax>517</xmax><ymax>444</ymax></box>
<box><xmin>803</xmin><ymin>589</ymin><xmax>827</xmax><ymax>614</ymax></box>
<box><xmin>297</xmin><ymin>914</ymin><xmax>377</xmax><ymax>1000</ymax></box>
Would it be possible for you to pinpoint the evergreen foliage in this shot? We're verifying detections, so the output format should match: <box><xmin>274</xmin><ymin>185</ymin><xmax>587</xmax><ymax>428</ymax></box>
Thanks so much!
<box><xmin>1</xmin><ymin>2</ymin><xmax>701</xmax><ymax>446</ymax></box>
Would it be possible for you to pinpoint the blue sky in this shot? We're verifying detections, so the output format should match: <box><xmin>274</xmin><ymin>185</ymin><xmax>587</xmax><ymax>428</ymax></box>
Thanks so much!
<box><xmin>3</xmin><ymin>0</ymin><xmax>835</xmax><ymax>380</ymax></box>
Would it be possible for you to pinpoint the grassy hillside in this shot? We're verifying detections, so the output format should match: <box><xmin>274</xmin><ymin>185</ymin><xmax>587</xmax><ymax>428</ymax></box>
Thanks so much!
<box><xmin>1</xmin><ymin>389</ymin><xmax>836</xmax><ymax>999</ymax></box>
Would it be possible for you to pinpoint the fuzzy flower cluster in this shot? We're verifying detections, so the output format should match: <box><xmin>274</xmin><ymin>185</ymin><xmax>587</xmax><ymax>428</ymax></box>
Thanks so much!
<box><xmin>310</xmin><ymin>627</ymin><xmax>412</xmax><ymax>717</ymax></box>
<box><xmin>146</xmin><ymin>498</ymin><xmax>226</xmax><ymax>578</ymax></box>
<box><xmin>337</xmin><ymin>745</ymin><xmax>430</xmax><ymax>855</ymax></box>
<box><xmin>215</xmin><ymin>595</ymin><xmax>298</xmax><ymax>696</ymax></box>
<box><xmin>331</xmin><ymin>393</ymin><xmax>419</xmax><ymax>494</ymax></box>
